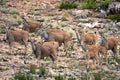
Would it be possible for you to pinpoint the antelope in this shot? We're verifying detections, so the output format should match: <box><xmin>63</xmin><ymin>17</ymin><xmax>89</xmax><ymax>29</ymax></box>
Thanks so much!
<box><xmin>99</xmin><ymin>32</ymin><xmax>118</xmax><ymax>56</ymax></box>
<box><xmin>4</xmin><ymin>25</ymin><xmax>29</xmax><ymax>54</ymax></box>
<box><xmin>30</xmin><ymin>40</ymin><xmax>59</xmax><ymax>67</ymax></box>
<box><xmin>37</xmin><ymin>28</ymin><xmax>71</xmax><ymax>53</ymax></box>
<box><xmin>73</xmin><ymin>27</ymin><xmax>101</xmax><ymax>70</ymax></box>
<box><xmin>21</xmin><ymin>15</ymin><xmax>43</xmax><ymax>33</ymax></box>
<box><xmin>73</xmin><ymin>27</ymin><xmax>96</xmax><ymax>52</ymax></box>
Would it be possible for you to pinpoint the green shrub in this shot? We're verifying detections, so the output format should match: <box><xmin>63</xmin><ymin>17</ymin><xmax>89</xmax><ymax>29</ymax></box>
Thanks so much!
<box><xmin>31</xmin><ymin>33</ymin><xmax>39</xmax><ymax>37</ymax></box>
<box><xmin>107</xmin><ymin>14</ymin><xmax>120</xmax><ymax>22</ymax></box>
<box><xmin>81</xmin><ymin>74</ymin><xmax>88</xmax><ymax>80</ymax></box>
<box><xmin>82</xmin><ymin>0</ymin><xmax>110</xmax><ymax>9</ymax></box>
<box><xmin>0</xmin><ymin>0</ymin><xmax>6</xmax><ymax>5</ymax></box>
<box><xmin>30</xmin><ymin>65</ymin><xmax>36</xmax><ymax>74</ymax></box>
<box><xmin>0</xmin><ymin>8</ymin><xmax>8</xmax><ymax>14</ymax></box>
<box><xmin>0</xmin><ymin>26</ymin><xmax>4</xmax><ymax>34</ymax></box>
<box><xmin>54</xmin><ymin>74</ymin><xmax>65</xmax><ymax>80</ymax></box>
<box><xmin>93</xmin><ymin>73</ymin><xmax>102</xmax><ymax>80</ymax></box>
<box><xmin>38</xmin><ymin>67</ymin><xmax>46</xmax><ymax>76</ymax></box>
<box><xmin>68</xmin><ymin>77</ymin><xmax>76</xmax><ymax>80</ymax></box>
<box><xmin>14</xmin><ymin>71</ymin><xmax>34</xmax><ymax>80</ymax></box>
<box><xmin>99</xmin><ymin>0</ymin><xmax>110</xmax><ymax>8</ymax></box>
<box><xmin>113</xmin><ymin>55</ymin><xmax>120</xmax><ymax>64</ymax></box>
<box><xmin>17</xmin><ymin>19</ymin><xmax>22</xmax><ymax>25</ymax></box>
<box><xmin>9</xmin><ymin>9</ymin><xmax>19</xmax><ymax>15</ymax></box>
<box><xmin>82</xmin><ymin>0</ymin><xmax>96</xmax><ymax>9</ymax></box>
<box><xmin>59</xmin><ymin>2</ymin><xmax>78</xmax><ymax>9</ymax></box>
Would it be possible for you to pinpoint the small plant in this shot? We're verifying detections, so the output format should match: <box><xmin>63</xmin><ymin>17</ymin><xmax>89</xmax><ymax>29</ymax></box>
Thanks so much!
<box><xmin>68</xmin><ymin>77</ymin><xmax>76</xmax><ymax>80</ymax></box>
<box><xmin>54</xmin><ymin>74</ymin><xmax>65</xmax><ymax>80</ymax></box>
<box><xmin>93</xmin><ymin>73</ymin><xmax>102</xmax><ymax>80</ymax></box>
<box><xmin>82</xmin><ymin>0</ymin><xmax>110</xmax><ymax>9</ymax></box>
<box><xmin>38</xmin><ymin>67</ymin><xmax>46</xmax><ymax>76</ymax></box>
<box><xmin>82</xmin><ymin>0</ymin><xmax>96</xmax><ymax>9</ymax></box>
<box><xmin>0</xmin><ymin>26</ymin><xmax>4</xmax><ymax>34</ymax></box>
<box><xmin>17</xmin><ymin>19</ymin><xmax>22</xmax><ymax>25</ymax></box>
<box><xmin>9</xmin><ymin>9</ymin><xmax>19</xmax><ymax>15</ymax></box>
<box><xmin>77</xmin><ymin>19</ymin><xmax>90</xmax><ymax>23</ymax></box>
<box><xmin>31</xmin><ymin>33</ymin><xmax>39</xmax><ymax>37</ymax></box>
<box><xmin>99</xmin><ymin>0</ymin><xmax>110</xmax><ymax>8</ymax></box>
<box><xmin>14</xmin><ymin>71</ymin><xmax>34</xmax><ymax>80</ymax></box>
<box><xmin>113</xmin><ymin>55</ymin><xmax>120</xmax><ymax>64</ymax></box>
<box><xmin>0</xmin><ymin>0</ymin><xmax>6</xmax><ymax>5</ymax></box>
<box><xmin>0</xmin><ymin>8</ymin><xmax>8</xmax><ymax>14</ymax></box>
<box><xmin>107</xmin><ymin>14</ymin><xmax>120</xmax><ymax>22</ymax></box>
<box><xmin>13</xmin><ymin>15</ymin><xmax>17</xmax><ymax>19</ymax></box>
<box><xmin>30</xmin><ymin>65</ymin><xmax>36</xmax><ymax>74</ymax></box>
<box><xmin>81</xmin><ymin>74</ymin><xmax>88</xmax><ymax>80</ymax></box>
<box><xmin>59</xmin><ymin>2</ymin><xmax>78</xmax><ymax>9</ymax></box>
<box><xmin>44</xmin><ymin>57</ymin><xmax>51</xmax><ymax>61</ymax></box>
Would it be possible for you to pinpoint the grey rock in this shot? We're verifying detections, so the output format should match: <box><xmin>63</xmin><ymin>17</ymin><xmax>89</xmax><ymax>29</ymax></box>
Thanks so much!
<box><xmin>107</xmin><ymin>2</ymin><xmax>120</xmax><ymax>14</ymax></box>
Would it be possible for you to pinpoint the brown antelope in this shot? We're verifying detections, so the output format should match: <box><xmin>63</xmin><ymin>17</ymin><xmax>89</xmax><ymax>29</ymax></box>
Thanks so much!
<box><xmin>21</xmin><ymin>15</ymin><xmax>43</xmax><ymax>33</ymax></box>
<box><xmin>99</xmin><ymin>32</ymin><xmax>118</xmax><ymax>56</ymax></box>
<box><xmin>37</xmin><ymin>28</ymin><xmax>71</xmax><ymax>53</ymax></box>
<box><xmin>73</xmin><ymin>27</ymin><xmax>97</xmax><ymax>52</ymax></box>
<box><xmin>30</xmin><ymin>40</ymin><xmax>59</xmax><ymax>67</ymax></box>
<box><xmin>4</xmin><ymin>25</ymin><xmax>29</xmax><ymax>54</ymax></box>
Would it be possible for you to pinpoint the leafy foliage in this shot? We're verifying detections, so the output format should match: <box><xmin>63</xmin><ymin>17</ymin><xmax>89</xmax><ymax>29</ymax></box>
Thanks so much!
<box><xmin>107</xmin><ymin>14</ymin><xmax>120</xmax><ymax>22</ymax></box>
<box><xmin>82</xmin><ymin>0</ymin><xmax>96</xmax><ymax>9</ymax></box>
<box><xmin>54</xmin><ymin>74</ymin><xmax>65</xmax><ymax>80</ymax></box>
<box><xmin>82</xmin><ymin>0</ymin><xmax>110</xmax><ymax>9</ymax></box>
<box><xmin>0</xmin><ymin>0</ymin><xmax>6</xmax><ymax>5</ymax></box>
<box><xmin>30</xmin><ymin>65</ymin><xmax>36</xmax><ymax>74</ymax></box>
<box><xmin>9</xmin><ymin>9</ymin><xmax>19</xmax><ymax>15</ymax></box>
<box><xmin>68</xmin><ymin>77</ymin><xmax>76</xmax><ymax>80</ymax></box>
<box><xmin>0</xmin><ymin>8</ymin><xmax>8</xmax><ymax>14</ymax></box>
<box><xmin>14</xmin><ymin>71</ymin><xmax>34</xmax><ymax>80</ymax></box>
<box><xmin>38</xmin><ymin>67</ymin><xmax>46</xmax><ymax>76</ymax></box>
<box><xmin>59</xmin><ymin>2</ymin><xmax>78</xmax><ymax>9</ymax></box>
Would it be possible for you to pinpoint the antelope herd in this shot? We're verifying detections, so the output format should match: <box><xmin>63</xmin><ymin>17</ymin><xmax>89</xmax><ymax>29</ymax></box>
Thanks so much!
<box><xmin>3</xmin><ymin>16</ymin><xmax>119</xmax><ymax>70</ymax></box>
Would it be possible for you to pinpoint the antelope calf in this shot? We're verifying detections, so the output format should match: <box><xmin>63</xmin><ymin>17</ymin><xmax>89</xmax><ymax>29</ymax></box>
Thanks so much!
<box><xmin>4</xmin><ymin>26</ymin><xmax>29</xmax><ymax>54</ymax></box>
<box><xmin>83</xmin><ymin>44</ymin><xmax>101</xmax><ymax>70</ymax></box>
<box><xmin>21</xmin><ymin>16</ymin><xmax>43</xmax><ymax>33</ymax></box>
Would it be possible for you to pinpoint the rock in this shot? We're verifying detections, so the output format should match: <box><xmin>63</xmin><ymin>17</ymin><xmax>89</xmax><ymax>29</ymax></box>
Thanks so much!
<box><xmin>115</xmin><ymin>22</ymin><xmax>120</xmax><ymax>30</ymax></box>
<box><xmin>72</xmin><ymin>10</ymin><xmax>92</xmax><ymax>19</ymax></box>
<box><xmin>107</xmin><ymin>2</ymin><xmax>120</xmax><ymax>14</ymax></box>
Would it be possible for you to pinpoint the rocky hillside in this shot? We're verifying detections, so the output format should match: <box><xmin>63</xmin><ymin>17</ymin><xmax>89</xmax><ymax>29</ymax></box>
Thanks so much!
<box><xmin>0</xmin><ymin>0</ymin><xmax>120</xmax><ymax>80</ymax></box>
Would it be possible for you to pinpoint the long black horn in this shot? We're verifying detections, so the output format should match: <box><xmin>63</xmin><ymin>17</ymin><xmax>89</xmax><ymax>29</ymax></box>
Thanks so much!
<box><xmin>74</xmin><ymin>28</ymin><xmax>82</xmax><ymax>45</ymax></box>
<box><xmin>30</xmin><ymin>40</ymin><xmax>37</xmax><ymax>56</ymax></box>
<box><xmin>21</xmin><ymin>15</ymin><xmax>29</xmax><ymax>30</ymax></box>
<box><xmin>4</xmin><ymin>25</ymin><xmax>10</xmax><ymax>39</ymax></box>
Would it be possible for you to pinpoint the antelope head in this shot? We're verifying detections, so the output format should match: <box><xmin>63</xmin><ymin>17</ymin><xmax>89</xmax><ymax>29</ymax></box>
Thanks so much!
<box><xmin>36</xmin><ymin>28</ymin><xmax>49</xmax><ymax>41</ymax></box>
